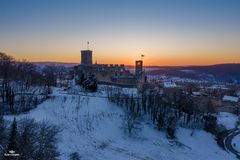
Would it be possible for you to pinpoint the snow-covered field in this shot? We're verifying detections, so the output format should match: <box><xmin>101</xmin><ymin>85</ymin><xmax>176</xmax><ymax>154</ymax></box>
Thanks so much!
<box><xmin>217</xmin><ymin>112</ymin><xmax>238</xmax><ymax>130</ymax></box>
<box><xmin>232</xmin><ymin>134</ymin><xmax>240</xmax><ymax>152</ymax></box>
<box><xmin>5</xmin><ymin>88</ymin><xmax>237</xmax><ymax>160</ymax></box>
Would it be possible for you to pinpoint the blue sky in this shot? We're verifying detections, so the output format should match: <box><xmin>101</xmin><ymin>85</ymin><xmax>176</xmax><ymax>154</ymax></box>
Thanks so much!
<box><xmin>0</xmin><ymin>0</ymin><xmax>240</xmax><ymax>65</ymax></box>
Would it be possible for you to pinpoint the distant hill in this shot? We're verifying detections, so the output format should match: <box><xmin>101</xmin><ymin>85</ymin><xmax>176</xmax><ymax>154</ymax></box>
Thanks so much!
<box><xmin>31</xmin><ymin>62</ymin><xmax>79</xmax><ymax>68</ymax></box>
<box><xmin>145</xmin><ymin>63</ymin><xmax>240</xmax><ymax>82</ymax></box>
<box><xmin>30</xmin><ymin>62</ymin><xmax>240</xmax><ymax>82</ymax></box>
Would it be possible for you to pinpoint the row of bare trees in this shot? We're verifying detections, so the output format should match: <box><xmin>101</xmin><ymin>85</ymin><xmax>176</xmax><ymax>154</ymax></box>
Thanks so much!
<box><xmin>108</xmin><ymin>88</ymin><xmax>216</xmax><ymax>139</ymax></box>
<box><xmin>0</xmin><ymin>52</ymin><xmax>72</xmax><ymax>114</ymax></box>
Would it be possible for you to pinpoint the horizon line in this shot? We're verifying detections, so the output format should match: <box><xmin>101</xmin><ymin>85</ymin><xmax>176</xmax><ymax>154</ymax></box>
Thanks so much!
<box><xmin>29</xmin><ymin>60</ymin><xmax>240</xmax><ymax>67</ymax></box>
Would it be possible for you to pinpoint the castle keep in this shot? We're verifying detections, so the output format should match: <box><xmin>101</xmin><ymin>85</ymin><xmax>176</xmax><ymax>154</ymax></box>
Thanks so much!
<box><xmin>74</xmin><ymin>49</ymin><xmax>146</xmax><ymax>87</ymax></box>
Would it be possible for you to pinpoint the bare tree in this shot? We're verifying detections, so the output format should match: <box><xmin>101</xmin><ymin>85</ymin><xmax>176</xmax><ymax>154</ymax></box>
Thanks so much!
<box><xmin>68</xmin><ymin>152</ymin><xmax>81</xmax><ymax>160</ymax></box>
<box><xmin>122</xmin><ymin>112</ymin><xmax>141</xmax><ymax>136</ymax></box>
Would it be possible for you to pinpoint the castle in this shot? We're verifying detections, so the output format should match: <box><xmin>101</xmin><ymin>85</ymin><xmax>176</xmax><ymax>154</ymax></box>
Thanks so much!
<box><xmin>74</xmin><ymin>49</ymin><xmax>146</xmax><ymax>87</ymax></box>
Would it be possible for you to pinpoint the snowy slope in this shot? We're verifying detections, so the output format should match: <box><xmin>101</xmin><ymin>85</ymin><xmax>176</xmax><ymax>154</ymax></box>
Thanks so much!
<box><xmin>217</xmin><ymin>112</ymin><xmax>238</xmax><ymax>130</ymax></box>
<box><xmin>6</xmin><ymin>88</ymin><xmax>236</xmax><ymax>160</ymax></box>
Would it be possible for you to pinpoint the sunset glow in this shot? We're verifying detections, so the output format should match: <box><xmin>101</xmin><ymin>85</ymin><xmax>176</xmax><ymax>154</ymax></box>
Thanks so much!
<box><xmin>1</xmin><ymin>0</ymin><xmax>240</xmax><ymax>66</ymax></box>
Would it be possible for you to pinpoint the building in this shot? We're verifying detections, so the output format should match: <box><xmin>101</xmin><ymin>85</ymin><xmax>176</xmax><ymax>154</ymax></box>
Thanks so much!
<box><xmin>135</xmin><ymin>60</ymin><xmax>143</xmax><ymax>75</ymax></box>
<box><xmin>163</xmin><ymin>82</ymin><xmax>177</xmax><ymax>88</ymax></box>
<box><xmin>81</xmin><ymin>50</ymin><xmax>92</xmax><ymax>65</ymax></box>
<box><xmin>237</xmin><ymin>91</ymin><xmax>240</xmax><ymax>97</ymax></box>
<box><xmin>75</xmin><ymin>49</ymin><xmax>146</xmax><ymax>87</ymax></box>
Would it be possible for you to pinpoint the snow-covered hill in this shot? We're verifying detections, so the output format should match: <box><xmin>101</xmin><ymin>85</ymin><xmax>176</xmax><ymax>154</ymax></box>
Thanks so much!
<box><xmin>6</xmin><ymin>88</ymin><xmax>236</xmax><ymax>160</ymax></box>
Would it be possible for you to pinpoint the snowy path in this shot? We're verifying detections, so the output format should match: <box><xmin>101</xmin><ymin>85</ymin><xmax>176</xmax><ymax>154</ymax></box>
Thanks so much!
<box><xmin>225</xmin><ymin>129</ymin><xmax>240</xmax><ymax>159</ymax></box>
<box><xmin>233</xmin><ymin>134</ymin><xmax>240</xmax><ymax>152</ymax></box>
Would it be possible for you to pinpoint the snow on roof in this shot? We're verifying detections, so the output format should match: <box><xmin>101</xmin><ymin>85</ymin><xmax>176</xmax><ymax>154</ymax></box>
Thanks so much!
<box><xmin>209</xmin><ymin>84</ymin><xmax>228</xmax><ymax>90</ymax></box>
<box><xmin>223</xmin><ymin>95</ymin><xmax>239</xmax><ymax>103</ymax></box>
<box><xmin>164</xmin><ymin>82</ymin><xmax>177</xmax><ymax>88</ymax></box>
<box><xmin>192</xmin><ymin>92</ymin><xmax>201</xmax><ymax>96</ymax></box>
<box><xmin>112</xmin><ymin>75</ymin><xmax>136</xmax><ymax>79</ymax></box>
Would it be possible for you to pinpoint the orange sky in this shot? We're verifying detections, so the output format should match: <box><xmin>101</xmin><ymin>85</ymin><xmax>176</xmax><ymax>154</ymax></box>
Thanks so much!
<box><xmin>8</xmin><ymin>48</ymin><xmax>240</xmax><ymax>66</ymax></box>
<box><xmin>4</xmin><ymin>37</ymin><xmax>239</xmax><ymax>66</ymax></box>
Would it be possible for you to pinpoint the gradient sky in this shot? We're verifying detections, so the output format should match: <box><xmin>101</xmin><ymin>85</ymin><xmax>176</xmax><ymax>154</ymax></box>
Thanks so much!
<box><xmin>0</xmin><ymin>0</ymin><xmax>240</xmax><ymax>66</ymax></box>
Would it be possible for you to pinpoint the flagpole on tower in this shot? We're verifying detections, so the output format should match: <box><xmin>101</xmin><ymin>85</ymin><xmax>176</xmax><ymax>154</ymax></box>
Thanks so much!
<box><xmin>141</xmin><ymin>54</ymin><xmax>145</xmax><ymax>73</ymax></box>
<box><xmin>87</xmin><ymin>41</ymin><xmax>90</xmax><ymax>50</ymax></box>
<box><xmin>141</xmin><ymin>54</ymin><xmax>144</xmax><ymax>61</ymax></box>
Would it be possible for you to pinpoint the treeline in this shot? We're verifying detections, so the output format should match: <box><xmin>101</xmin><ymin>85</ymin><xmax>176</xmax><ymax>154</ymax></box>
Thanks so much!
<box><xmin>107</xmin><ymin>88</ymin><xmax>217</xmax><ymax>139</ymax></box>
<box><xmin>0</xmin><ymin>114</ymin><xmax>60</xmax><ymax>160</ymax></box>
<box><xmin>0</xmin><ymin>52</ymin><xmax>72</xmax><ymax>114</ymax></box>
